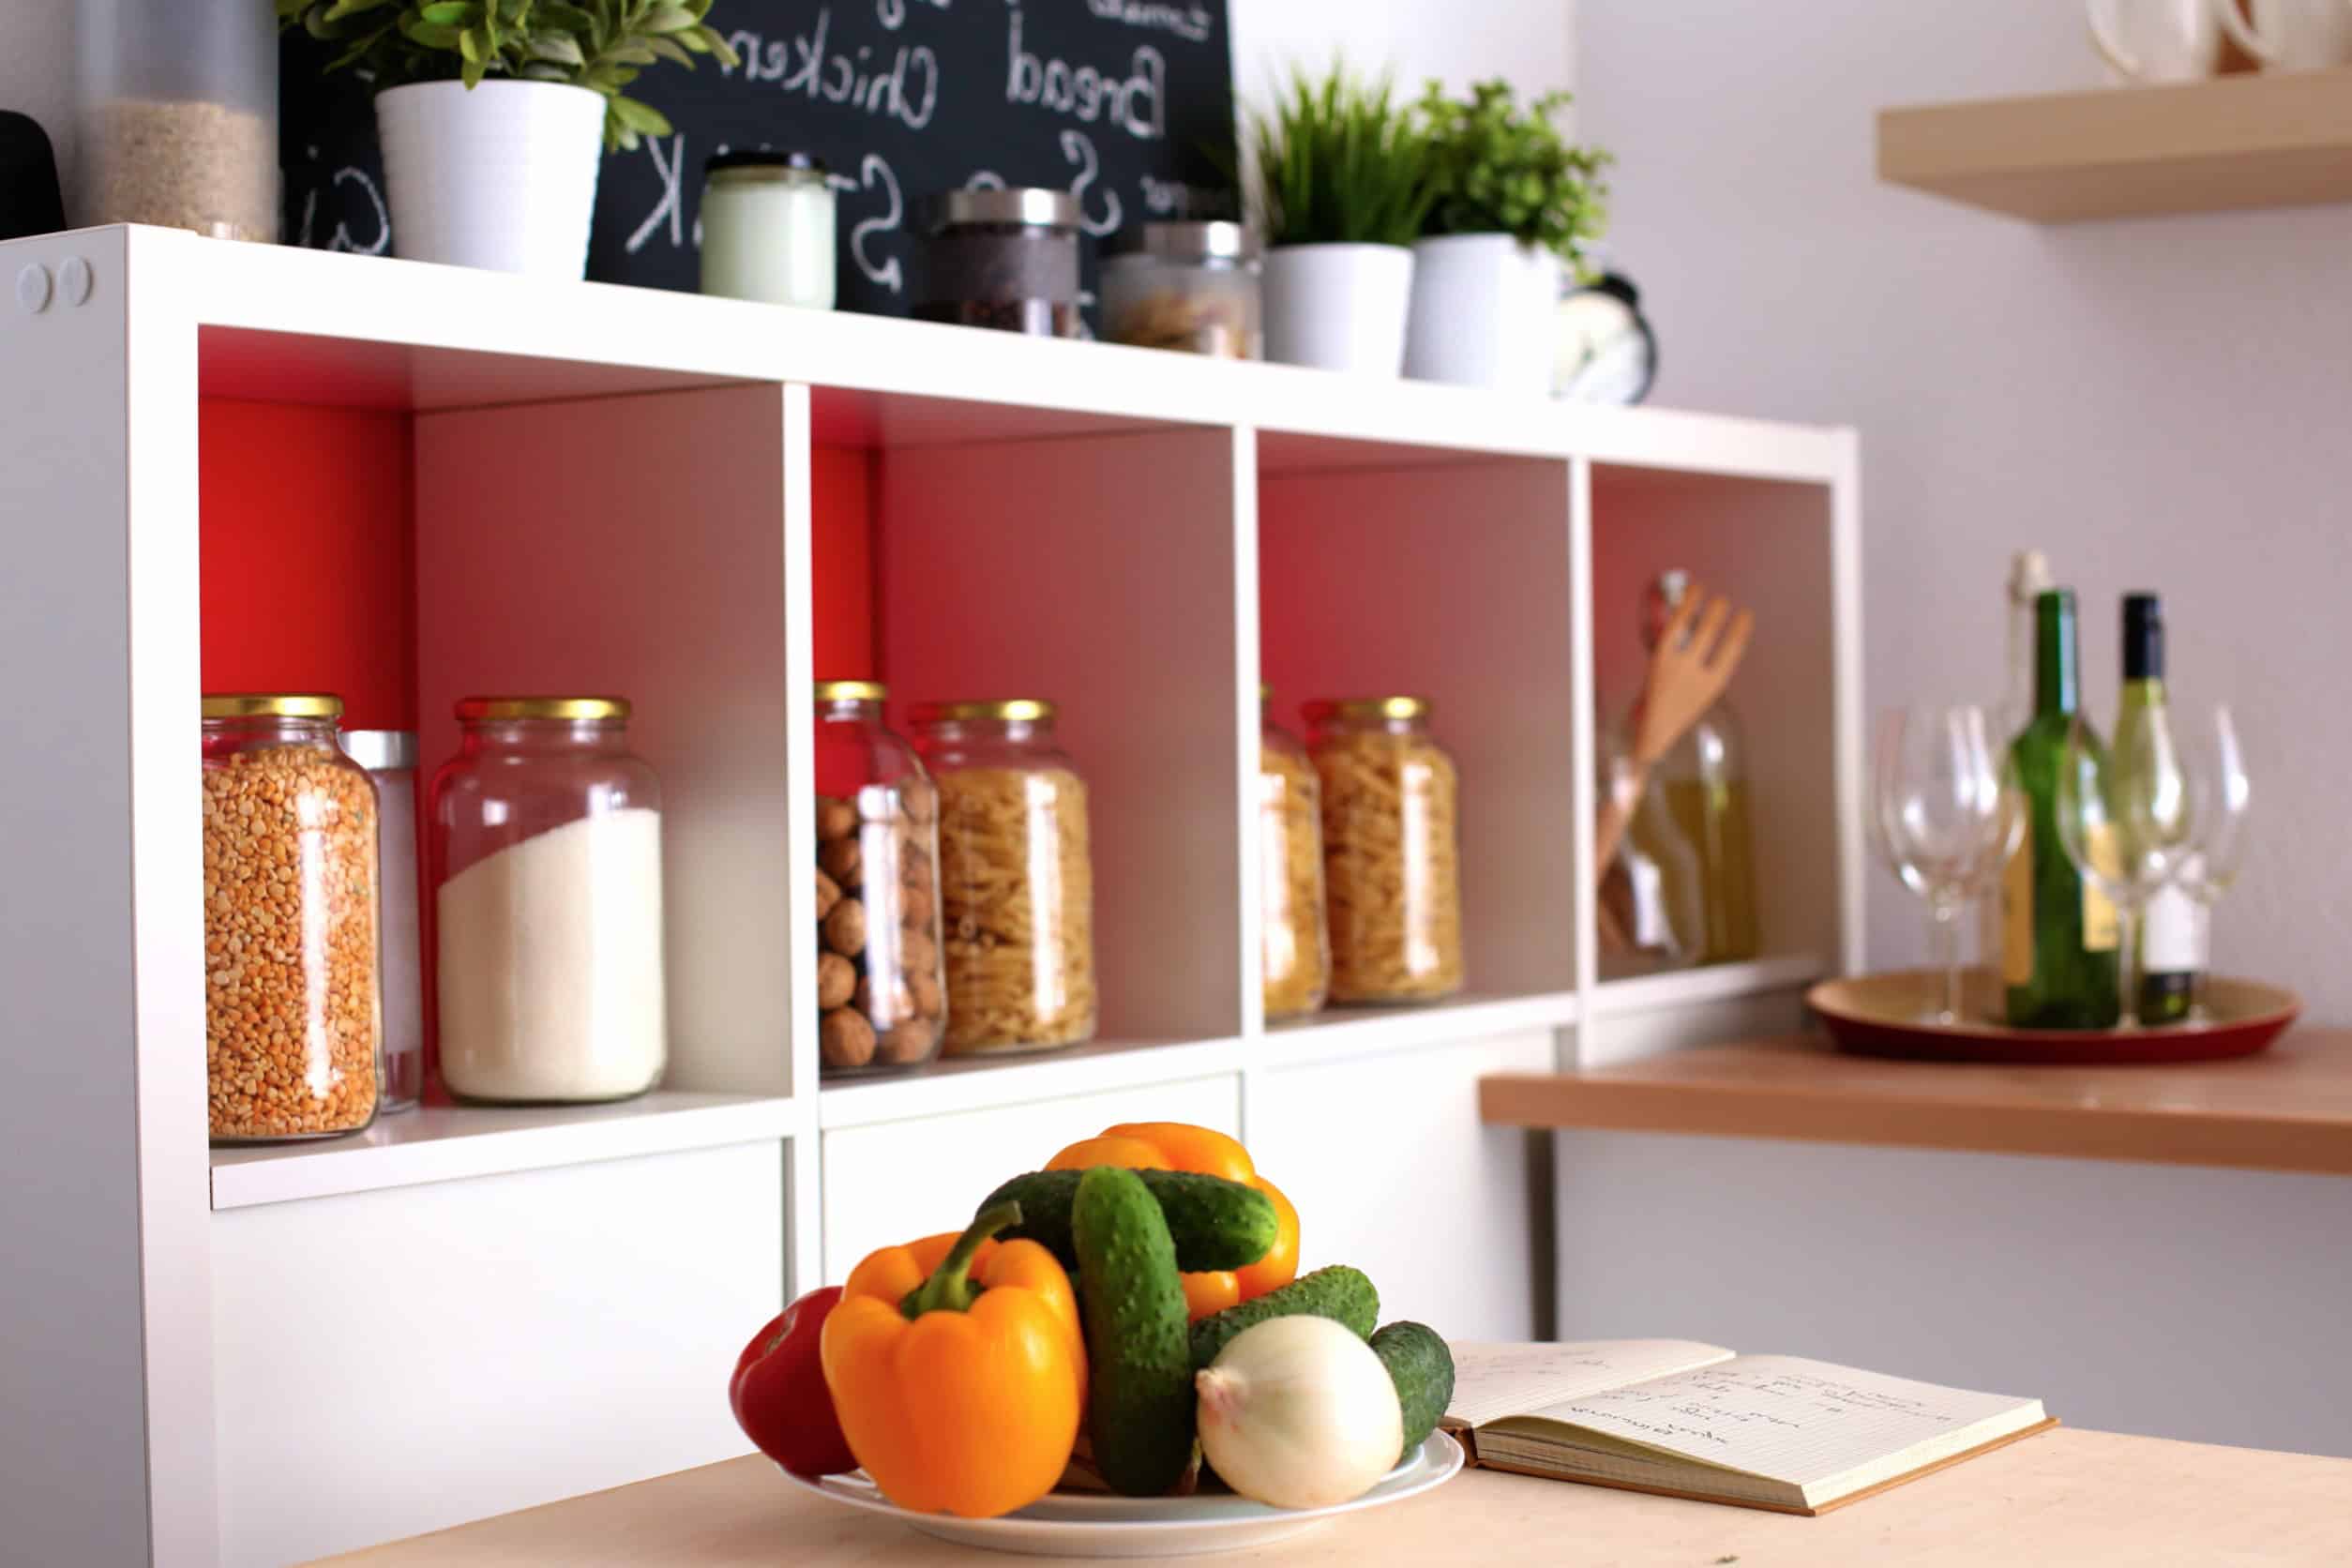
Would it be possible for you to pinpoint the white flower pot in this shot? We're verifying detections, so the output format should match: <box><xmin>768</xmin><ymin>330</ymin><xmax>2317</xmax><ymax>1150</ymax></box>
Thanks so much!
<box><xmin>1260</xmin><ymin>243</ymin><xmax>1417</xmax><ymax>375</ymax></box>
<box><xmin>1404</xmin><ymin>234</ymin><xmax>1563</xmax><ymax>394</ymax></box>
<box><xmin>375</xmin><ymin>80</ymin><xmax>605</xmax><ymax>278</ymax></box>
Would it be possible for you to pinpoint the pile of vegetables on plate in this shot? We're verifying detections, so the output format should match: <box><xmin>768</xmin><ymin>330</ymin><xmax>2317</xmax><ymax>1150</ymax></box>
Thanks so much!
<box><xmin>728</xmin><ymin>1121</ymin><xmax>1457</xmax><ymax>1520</ymax></box>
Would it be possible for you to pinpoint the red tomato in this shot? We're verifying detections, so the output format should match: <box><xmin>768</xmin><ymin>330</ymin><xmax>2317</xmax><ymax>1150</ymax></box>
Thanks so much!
<box><xmin>728</xmin><ymin>1287</ymin><xmax>858</xmax><ymax>1478</ymax></box>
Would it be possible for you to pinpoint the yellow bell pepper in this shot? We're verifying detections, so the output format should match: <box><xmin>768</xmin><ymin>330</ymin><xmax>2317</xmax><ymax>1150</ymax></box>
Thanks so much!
<box><xmin>821</xmin><ymin>1202</ymin><xmax>1085</xmax><ymax>1518</ymax></box>
<box><xmin>1046</xmin><ymin>1122</ymin><xmax>1302</xmax><ymax>1319</ymax></box>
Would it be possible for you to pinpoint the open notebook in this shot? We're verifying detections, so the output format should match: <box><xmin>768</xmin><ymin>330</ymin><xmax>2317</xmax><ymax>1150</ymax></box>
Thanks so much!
<box><xmin>1443</xmin><ymin>1341</ymin><xmax>2054</xmax><ymax>1515</ymax></box>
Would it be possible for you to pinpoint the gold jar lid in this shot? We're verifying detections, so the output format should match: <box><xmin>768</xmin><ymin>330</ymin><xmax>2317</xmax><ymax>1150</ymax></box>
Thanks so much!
<box><xmin>1304</xmin><ymin>696</ymin><xmax>1430</xmax><ymax>721</ymax></box>
<box><xmin>202</xmin><ymin>693</ymin><xmax>343</xmax><ymax>719</ymax></box>
<box><xmin>455</xmin><ymin>697</ymin><xmax>631</xmax><ymax>721</ymax></box>
<box><xmin>911</xmin><ymin>699</ymin><xmax>1057</xmax><ymax>724</ymax></box>
<box><xmin>815</xmin><ymin>680</ymin><xmax>887</xmax><ymax>701</ymax></box>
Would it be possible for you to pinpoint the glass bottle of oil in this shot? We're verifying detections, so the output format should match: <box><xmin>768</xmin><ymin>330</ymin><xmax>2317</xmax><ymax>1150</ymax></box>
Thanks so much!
<box><xmin>1622</xmin><ymin>571</ymin><xmax>1760</xmax><ymax>963</ymax></box>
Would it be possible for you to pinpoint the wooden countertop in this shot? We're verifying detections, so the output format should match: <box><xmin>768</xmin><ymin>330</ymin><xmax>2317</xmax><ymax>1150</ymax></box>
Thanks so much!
<box><xmin>324</xmin><ymin>1428</ymin><xmax>2352</xmax><ymax>1565</ymax></box>
<box><xmin>1480</xmin><ymin>1032</ymin><xmax>2352</xmax><ymax>1174</ymax></box>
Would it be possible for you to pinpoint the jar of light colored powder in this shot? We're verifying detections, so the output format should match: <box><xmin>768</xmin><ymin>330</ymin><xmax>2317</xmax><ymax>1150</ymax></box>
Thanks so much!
<box><xmin>426</xmin><ymin>697</ymin><xmax>666</xmax><ymax>1104</ymax></box>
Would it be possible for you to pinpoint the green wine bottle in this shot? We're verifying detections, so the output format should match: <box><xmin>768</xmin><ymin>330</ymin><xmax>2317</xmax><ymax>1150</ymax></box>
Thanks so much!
<box><xmin>2003</xmin><ymin>589</ymin><xmax>2121</xmax><ymax>1029</ymax></box>
<box><xmin>2114</xmin><ymin>593</ymin><xmax>2195</xmax><ymax>1024</ymax></box>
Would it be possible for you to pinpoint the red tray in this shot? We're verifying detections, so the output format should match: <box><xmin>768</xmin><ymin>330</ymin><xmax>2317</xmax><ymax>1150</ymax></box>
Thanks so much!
<box><xmin>1809</xmin><ymin>971</ymin><xmax>2300</xmax><ymax>1065</ymax></box>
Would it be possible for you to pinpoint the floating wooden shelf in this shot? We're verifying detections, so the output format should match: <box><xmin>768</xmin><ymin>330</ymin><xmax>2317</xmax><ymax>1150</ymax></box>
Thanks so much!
<box><xmin>1877</xmin><ymin>68</ymin><xmax>2352</xmax><ymax>221</ymax></box>
<box><xmin>1481</xmin><ymin>1031</ymin><xmax>2352</xmax><ymax>1175</ymax></box>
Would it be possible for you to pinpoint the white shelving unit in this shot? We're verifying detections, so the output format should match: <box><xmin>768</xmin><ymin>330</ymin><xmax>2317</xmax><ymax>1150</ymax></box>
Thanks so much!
<box><xmin>0</xmin><ymin>225</ymin><xmax>1861</xmax><ymax>1568</ymax></box>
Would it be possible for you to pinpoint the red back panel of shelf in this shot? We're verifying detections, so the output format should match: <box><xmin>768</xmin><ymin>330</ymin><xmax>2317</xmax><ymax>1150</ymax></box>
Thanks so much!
<box><xmin>197</xmin><ymin>404</ymin><xmax>881</xmax><ymax>717</ymax></box>
<box><xmin>199</xmin><ymin>399</ymin><xmax>417</xmax><ymax>729</ymax></box>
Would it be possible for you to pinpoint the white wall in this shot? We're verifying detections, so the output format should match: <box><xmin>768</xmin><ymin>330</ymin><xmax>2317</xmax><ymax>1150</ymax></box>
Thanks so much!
<box><xmin>1229</xmin><ymin>0</ymin><xmax>1574</xmax><ymax>111</ymax></box>
<box><xmin>1575</xmin><ymin>0</ymin><xmax>2352</xmax><ymax>1018</ymax></box>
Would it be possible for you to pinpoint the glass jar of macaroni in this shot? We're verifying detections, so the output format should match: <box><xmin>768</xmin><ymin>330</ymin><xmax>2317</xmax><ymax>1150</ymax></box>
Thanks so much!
<box><xmin>1304</xmin><ymin>697</ymin><xmax>1465</xmax><ymax>1003</ymax></box>
<box><xmin>1259</xmin><ymin>689</ymin><xmax>1329</xmax><ymax>1020</ymax></box>
<box><xmin>912</xmin><ymin>699</ymin><xmax>1097</xmax><ymax>1054</ymax></box>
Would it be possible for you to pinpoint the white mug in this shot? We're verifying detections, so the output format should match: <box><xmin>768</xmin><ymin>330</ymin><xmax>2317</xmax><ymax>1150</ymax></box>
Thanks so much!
<box><xmin>2085</xmin><ymin>0</ymin><xmax>2224</xmax><ymax>81</ymax></box>
<box><xmin>2212</xmin><ymin>0</ymin><xmax>2352</xmax><ymax>70</ymax></box>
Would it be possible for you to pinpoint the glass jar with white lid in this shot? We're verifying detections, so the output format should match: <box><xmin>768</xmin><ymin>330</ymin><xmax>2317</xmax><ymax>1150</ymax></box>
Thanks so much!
<box><xmin>701</xmin><ymin>150</ymin><xmax>837</xmax><ymax>309</ymax></box>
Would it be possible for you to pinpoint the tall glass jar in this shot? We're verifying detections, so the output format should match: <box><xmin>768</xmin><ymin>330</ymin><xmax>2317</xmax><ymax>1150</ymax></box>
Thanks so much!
<box><xmin>341</xmin><ymin>730</ymin><xmax>422</xmax><ymax>1111</ymax></box>
<box><xmin>912</xmin><ymin>700</ymin><xmax>1096</xmax><ymax>1054</ymax></box>
<box><xmin>427</xmin><ymin>698</ymin><xmax>666</xmax><ymax>1104</ymax></box>
<box><xmin>1259</xmin><ymin>689</ymin><xmax>1329</xmax><ymax>1020</ymax></box>
<box><xmin>201</xmin><ymin>694</ymin><xmax>382</xmax><ymax>1143</ymax></box>
<box><xmin>1305</xmin><ymin>697</ymin><xmax>1466</xmax><ymax>1003</ymax></box>
<box><xmin>1620</xmin><ymin>570</ymin><xmax>1759</xmax><ymax>964</ymax></box>
<box><xmin>814</xmin><ymin>682</ymin><xmax>947</xmax><ymax>1074</ymax></box>
<box><xmin>77</xmin><ymin>0</ymin><xmax>279</xmax><ymax>239</ymax></box>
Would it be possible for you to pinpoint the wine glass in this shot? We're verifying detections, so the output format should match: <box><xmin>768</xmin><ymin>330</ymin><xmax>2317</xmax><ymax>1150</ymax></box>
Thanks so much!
<box><xmin>1874</xmin><ymin>705</ymin><xmax>2012</xmax><ymax>1025</ymax></box>
<box><xmin>2054</xmin><ymin>718</ymin><xmax>2194</xmax><ymax>1031</ymax></box>
<box><xmin>2178</xmin><ymin>705</ymin><xmax>2250</xmax><ymax>1022</ymax></box>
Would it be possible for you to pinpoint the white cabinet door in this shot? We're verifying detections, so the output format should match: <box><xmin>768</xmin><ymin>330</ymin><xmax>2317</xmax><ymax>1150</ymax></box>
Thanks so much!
<box><xmin>822</xmin><ymin>1075</ymin><xmax>1243</xmax><ymax>1281</ymax></box>
<box><xmin>211</xmin><ymin>1142</ymin><xmax>784</xmax><ymax>1568</ymax></box>
<box><xmin>1249</xmin><ymin>1032</ymin><xmax>1555</xmax><ymax>1341</ymax></box>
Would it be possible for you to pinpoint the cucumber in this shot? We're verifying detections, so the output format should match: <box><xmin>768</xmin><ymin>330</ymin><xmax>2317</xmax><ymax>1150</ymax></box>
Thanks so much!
<box><xmin>1073</xmin><ymin>1166</ymin><xmax>1197</xmax><ymax>1497</ymax></box>
<box><xmin>1188</xmin><ymin>1265</ymin><xmax>1380</xmax><ymax>1372</ymax></box>
<box><xmin>1369</xmin><ymin>1321</ymin><xmax>1455</xmax><ymax>1460</ymax></box>
<box><xmin>979</xmin><ymin>1169</ymin><xmax>1276</xmax><ymax>1274</ymax></box>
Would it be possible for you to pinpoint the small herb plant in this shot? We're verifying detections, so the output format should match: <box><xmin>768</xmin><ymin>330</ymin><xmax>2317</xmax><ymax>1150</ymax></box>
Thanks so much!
<box><xmin>277</xmin><ymin>0</ymin><xmax>741</xmax><ymax>151</ymax></box>
<box><xmin>1417</xmin><ymin>80</ymin><xmax>1609</xmax><ymax>271</ymax></box>
<box><xmin>1247</xmin><ymin>65</ymin><xmax>1438</xmax><ymax>249</ymax></box>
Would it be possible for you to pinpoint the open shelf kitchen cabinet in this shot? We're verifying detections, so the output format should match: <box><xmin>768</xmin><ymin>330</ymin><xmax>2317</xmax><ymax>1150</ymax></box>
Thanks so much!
<box><xmin>0</xmin><ymin>225</ymin><xmax>1857</xmax><ymax>1567</ymax></box>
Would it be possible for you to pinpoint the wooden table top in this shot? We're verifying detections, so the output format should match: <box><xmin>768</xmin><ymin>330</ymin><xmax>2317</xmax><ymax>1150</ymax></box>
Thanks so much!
<box><xmin>1480</xmin><ymin>1031</ymin><xmax>2352</xmax><ymax>1174</ymax></box>
<box><xmin>324</xmin><ymin>1428</ymin><xmax>2352</xmax><ymax>1565</ymax></box>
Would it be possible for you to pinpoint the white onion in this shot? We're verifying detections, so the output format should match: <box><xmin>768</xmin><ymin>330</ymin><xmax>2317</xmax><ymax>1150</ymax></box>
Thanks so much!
<box><xmin>1195</xmin><ymin>1316</ymin><xmax>1404</xmax><ymax>1510</ymax></box>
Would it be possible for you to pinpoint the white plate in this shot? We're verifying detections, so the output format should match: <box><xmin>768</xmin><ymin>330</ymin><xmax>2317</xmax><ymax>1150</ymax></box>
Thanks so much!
<box><xmin>780</xmin><ymin>1431</ymin><xmax>1465</xmax><ymax>1558</ymax></box>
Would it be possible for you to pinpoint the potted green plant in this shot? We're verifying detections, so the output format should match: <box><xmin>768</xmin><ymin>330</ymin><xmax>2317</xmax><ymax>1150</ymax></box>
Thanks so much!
<box><xmin>1406</xmin><ymin>81</ymin><xmax>1608</xmax><ymax>393</ymax></box>
<box><xmin>1247</xmin><ymin>65</ymin><xmax>1438</xmax><ymax>374</ymax></box>
<box><xmin>278</xmin><ymin>0</ymin><xmax>739</xmax><ymax>279</ymax></box>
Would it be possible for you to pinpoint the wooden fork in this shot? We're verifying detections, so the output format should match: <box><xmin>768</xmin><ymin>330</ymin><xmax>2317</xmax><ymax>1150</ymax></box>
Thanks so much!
<box><xmin>1592</xmin><ymin>583</ymin><xmax>1755</xmax><ymax>882</ymax></box>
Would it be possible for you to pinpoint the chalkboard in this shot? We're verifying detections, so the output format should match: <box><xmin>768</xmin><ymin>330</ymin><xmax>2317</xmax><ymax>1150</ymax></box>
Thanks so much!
<box><xmin>280</xmin><ymin>2</ymin><xmax>1238</xmax><ymax>325</ymax></box>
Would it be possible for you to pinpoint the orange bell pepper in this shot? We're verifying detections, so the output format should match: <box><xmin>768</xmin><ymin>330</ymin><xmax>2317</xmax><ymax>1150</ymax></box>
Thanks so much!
<box><xmin>1046</xmin><ymin>1122</ymin><xmax>1301</xmax><ymax>1319</ymax></box>
<box><xmin>821</xmin><ymin>1202</ymin><xmax>1085</xmax><ymax>1518</ymax></box>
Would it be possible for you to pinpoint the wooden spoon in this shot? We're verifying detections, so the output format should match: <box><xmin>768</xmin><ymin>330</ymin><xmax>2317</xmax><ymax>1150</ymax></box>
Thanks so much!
<box><xmin>1592</xmin><ymin>583</ymin><xmax>1755</xmax><ymax>883</ymax></box>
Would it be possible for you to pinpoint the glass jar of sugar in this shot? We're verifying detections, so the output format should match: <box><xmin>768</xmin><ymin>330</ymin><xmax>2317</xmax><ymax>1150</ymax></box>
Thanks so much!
<box><xmin>700</xmin><ymin>150</ymin><xmax>837</xmax><ymax>309</ymax></box>
<box><xmin>426</xmin><ymin>697</ymin><xmax>667</xmax><ymax>1104</ymax></box>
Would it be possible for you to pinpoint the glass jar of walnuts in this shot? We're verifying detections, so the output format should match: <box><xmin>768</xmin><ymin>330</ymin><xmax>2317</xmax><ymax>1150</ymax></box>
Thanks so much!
<box><xmin>814</xmin><ymin>682</ymin><xmax>947</xmax><ymax>1074</ymax></box>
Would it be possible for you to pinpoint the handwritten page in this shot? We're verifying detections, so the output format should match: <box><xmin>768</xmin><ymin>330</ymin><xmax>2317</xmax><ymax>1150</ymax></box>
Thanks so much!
<box><xmin>1444</xmin><ymin>1340</ymin><xmax>1734</xmax><ymax>1428</ymax></box>
<box><xmin>1530</xmin><ymin>1355</ymin><xmax>2043</xmax><ymax>1485</ymax></box>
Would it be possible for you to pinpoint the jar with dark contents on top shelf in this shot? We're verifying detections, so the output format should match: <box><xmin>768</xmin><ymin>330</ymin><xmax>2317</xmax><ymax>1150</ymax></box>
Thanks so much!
<box><xmin>912</xmin><ymin>700</ymin><xmax>1097</xmax><ymax>1055</ymax></box>
<box><xmin>201</xmin><ymin>694</ymin><xmax>382</xmax><ymax>1144</ymax></box>
<box><xmin>914</xmin><ymin>188</ymin><xmax>1085</xmax><ymax>338</ymax></box>
<box><xmin>1259</xmin><ymin>687</ymin><xmax>1329</xmax><ymax>1020</ymax></box>
<box><xmin>1103</xmin><ymin>221</ymin><xmax>1262</xmax><ymax>358</ymax></box>
<box><xmin>1305</xmin><ymin>697</ymin><xmax>1466</xmax><ymax>1004</ymax></box>
<box><xmin>812</xmin><ymin>682</ymin><xmax>947</xmax><ymax>1075</ymax></box>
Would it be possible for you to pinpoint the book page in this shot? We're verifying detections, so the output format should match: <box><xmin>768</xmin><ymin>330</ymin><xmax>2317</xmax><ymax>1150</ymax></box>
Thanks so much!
<box><xmin>1444</xmin><ymin>1340</ymin><xmax>1734</xmax><ymax>1428</ymax></box>
<box><xmin>1526</xmin><ymin>1355</ymin><xmax>2043</xmax><ymax>1486</ymax></box>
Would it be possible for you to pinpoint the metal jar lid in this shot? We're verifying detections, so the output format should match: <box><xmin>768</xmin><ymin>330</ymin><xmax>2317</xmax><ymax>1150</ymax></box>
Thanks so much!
<box><xmin>1109</xmin><ymin>220</ymin><xmax>1259</xmax><ymax>264</ymax></box>
<box><xmin>706</xmin><ymin>149</ymin><xmax>830</xmax><ymax>187</ymax></box>
<box><xmin>339</xmin><ymin>730</ymin><xmax>419</xmax><ymax>771</ymax></box>
<box><xmin>927</xmin><ymin>187</ymin><xmax>1081</xmax><ymax>234</ymax></box>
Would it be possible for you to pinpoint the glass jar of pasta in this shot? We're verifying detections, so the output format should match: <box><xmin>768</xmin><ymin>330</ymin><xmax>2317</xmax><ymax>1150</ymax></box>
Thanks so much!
<box><xmin>1305</xmin><ymin>697</ymin><xmax>1465</xmax><ymax>1003</ymax></box>
<box><xmin>1260</xmin><ymin>689</ymin><xmax>1329</xmax><ymax>1020</ymax></box>
<box><xmin>813</xmin><ymin>682</ymin><xmax>946</xmax><ymax>1075</ymax></box>
<box><xmin>912</xmin><ymin>700</ymin><xmax>1097</xmax><ymax>1054</ymax></box>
